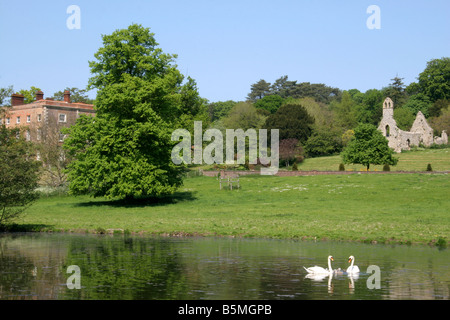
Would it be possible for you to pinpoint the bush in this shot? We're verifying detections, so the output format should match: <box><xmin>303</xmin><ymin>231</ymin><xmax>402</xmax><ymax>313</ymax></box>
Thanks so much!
<box><xmin>0</xmin><ymin>126</ymin><xmax>41</xmax><ymax>227</ymax></box>
<box><xmin>304</xmin><ymin>129</ymin><xmax>344</xmax><ymax>158</ymax></box>
<box><xmin>292</xmin><ymin>162</ymin><xmax>298</xmax><ymax>171</ymax></box>
<box><xmin>383</xmin><ymin>164</ymin><xmax>391</xmax><ymax>171</ymax></box>
<box><xmin>338</xmin><ymin>163</ymin><xmax>345</xmax><ymax>171</ymax></box>
<box><xmin>426</xmin><ymin>163</ymin><xmax>433</xmax><ymax>171</ymax></box>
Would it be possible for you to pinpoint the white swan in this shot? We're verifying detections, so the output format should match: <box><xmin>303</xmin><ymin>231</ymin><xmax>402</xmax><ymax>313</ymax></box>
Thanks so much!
<box><xmin>346</xmin><ymin>255</ymin><xmax>360</xmax><ymax>274</ymax></box>
<box><xmin>304</xmin><ymin>255</ymin><xmax>334</xmax><ymax>274</ymax></box>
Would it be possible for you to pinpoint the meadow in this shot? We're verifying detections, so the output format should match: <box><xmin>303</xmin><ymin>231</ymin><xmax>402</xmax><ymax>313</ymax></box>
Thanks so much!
<box><xmin>16</xmin><ymin>171</ymin><xmax>450</xmax><ymax>246</ymax></box>
<box><xmin>295</xmin><ymin>147</ymin><xmax>450</xmax><ymax>172</ymax></box>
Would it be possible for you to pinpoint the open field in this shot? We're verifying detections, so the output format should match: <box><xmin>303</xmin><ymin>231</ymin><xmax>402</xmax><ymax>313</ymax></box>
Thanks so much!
<box><xmin>13</xmin><ymin>173</ymin><xmax>450</xmax><ymax>246</ymax></box>
<box><xmin>295</xmin><ymin>148</ymin><xmax>450</xmax><ymax>172</ymax></box>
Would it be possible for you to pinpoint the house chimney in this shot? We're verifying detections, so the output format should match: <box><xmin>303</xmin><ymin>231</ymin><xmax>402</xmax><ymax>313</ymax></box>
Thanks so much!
<box><xmin>36</xmin><ymin>90</ymin><xmax>44</xmax><ymax>101</ymax></box>
<box><xmin>64</xmin><ymin>90</ymin><xmax>71</xmax><ymax>103</ymax></box>
<box><xmin>11</xmin><ymin>93</ymin><xmax>25</xmax><ymax>106</ymax></box>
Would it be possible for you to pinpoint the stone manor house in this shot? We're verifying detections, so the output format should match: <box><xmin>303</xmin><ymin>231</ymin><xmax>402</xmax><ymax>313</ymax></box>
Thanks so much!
<box><xmin>0</xmin><ymin>90</ymin><xmax>95</xmax><ymax>144</ymax></box>
<box><xmin>378</xmin><ymin>97</ymin><xmax>448</xmax><ymax>152</ymax></box>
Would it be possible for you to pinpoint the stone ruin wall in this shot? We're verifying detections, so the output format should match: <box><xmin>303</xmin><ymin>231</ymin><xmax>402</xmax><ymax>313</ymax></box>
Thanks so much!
<box><xmin>378</xmin><ymin>97</ymin><xmax>448</xmax><ymax>153</ymax></box>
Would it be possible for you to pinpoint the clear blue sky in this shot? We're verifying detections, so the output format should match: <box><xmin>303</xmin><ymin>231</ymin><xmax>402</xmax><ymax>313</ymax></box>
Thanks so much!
<box><xmin>0</xmin><ymin>0</ymin><xmax>449</xmax><ymax>102</ymax></box>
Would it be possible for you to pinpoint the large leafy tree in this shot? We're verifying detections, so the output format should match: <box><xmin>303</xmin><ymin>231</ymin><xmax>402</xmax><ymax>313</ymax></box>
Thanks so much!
<box><xmin>64</xmin><ymin>24</ymin><xmax>206</xmax><ymax>200</ymax></box>
<box><xmin>418</xmin><ymin>57</ymin><xmax>450</xmax><ymax>102</ymax></box>
<box><xmin>351</xmin><ymin>89</ymin><xmax>384</xmax><ymax>126</ymax></box>
<box><xmin>341</xmin><ymin>123</ymin><xmax>398</xmax><ymax>170</ymax></box>
<box><xmin>304</xmin><ymin>128</ymin><xmax>344</xmax><ymax>158</ymax></box>
<box><xmin>254</xmin><ymin>94</ymin><xmax>285</xmax><ymax>114</ymax></box>
<box><xmin>207</xmin><ymin>100</ymin><xmax>237</xmax><ymax>122</ymax></box>
<box><xmin>0</xmin><ymin>125</ymin><xmax>40</xmax><ymax>227</ymax></box>
<box><xmin>264</xmin><ymin>103</ymin><xmax>314</xmax><ymax>144</ymax></box>
<box><xmin>222</xmin><ymin>102</ymin><xmax>267</xmax><ymax>130</ymax></box>
<box><xmin>402</xmin><ymin>93</ymin><xmax>432</xmax><ymax>117</ymax></box>
<box><xmin>332</xmin><ymin>91</ymin><xmax>358</xmax><ymax>130</ymax></box>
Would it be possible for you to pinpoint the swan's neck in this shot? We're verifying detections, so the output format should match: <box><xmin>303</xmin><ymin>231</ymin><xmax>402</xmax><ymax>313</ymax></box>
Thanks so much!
<box><xmin>350</xmin><ymin>258</ymin><xmax>354</xmax><ymax>268</ymax></box>
<box><xmin>328</xmin><ymin>258</ymin><xmax>332</xmax><ymax>271</ymax></box>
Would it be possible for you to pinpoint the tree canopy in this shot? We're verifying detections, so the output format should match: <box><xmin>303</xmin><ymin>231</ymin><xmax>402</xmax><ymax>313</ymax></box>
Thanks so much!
<box><xmin>341</xmin><ymin>123</ymin><xmax>398</xmax><ymax>170</ymax></box>
<box><xmin>264</xmin><ymin>103</ymin><xmax>314</xmax><ymax>143</ymax></box>
<box><xmin>64</xmin><ymin>24</ymin><xmax>206</xmax><ymax>200</ymax></box>
<box><xmin>247</xmin><ymin>76</ymin><xmax>341</xmax><ymax>104</ymax></box>
<box><xmin>0</xmin><ymin>125</ymin><xmax>40</xmax><ymax>226</ymax></box>
<box><xmin>418</xmin><ymin>57</ymin><xmax>450</xmax><ymax>102</ymax></box>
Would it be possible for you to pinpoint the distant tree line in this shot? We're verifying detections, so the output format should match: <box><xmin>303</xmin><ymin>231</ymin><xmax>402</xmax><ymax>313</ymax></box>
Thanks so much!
<box><xmin>207</xmin><ymin>57</ymin><xmax>450</xmax><ymax>162</ymax></box>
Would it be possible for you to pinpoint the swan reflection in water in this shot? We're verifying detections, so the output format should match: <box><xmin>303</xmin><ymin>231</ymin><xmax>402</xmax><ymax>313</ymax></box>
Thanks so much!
<box><xmin>305</xmin><ymin>272</ymin><xmax>360</xmax><ymax>295</ymax></box>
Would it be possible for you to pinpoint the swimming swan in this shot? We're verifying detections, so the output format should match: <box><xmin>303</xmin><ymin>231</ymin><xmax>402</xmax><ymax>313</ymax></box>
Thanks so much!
<box><xmin>346</xmin><ymin>255</ymin><xmax>360</xmax><ymax>274</ymax></box>
<box><xmin>304</xmin><ymin>255</ymin><xmax>334</xmax><ymax>274</ymax></box>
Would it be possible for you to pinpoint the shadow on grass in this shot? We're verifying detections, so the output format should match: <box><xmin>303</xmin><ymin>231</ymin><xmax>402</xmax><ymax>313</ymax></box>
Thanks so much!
<box><xmin>74</xmin><ymin>190</ymin><xmax>198</xmax><ymax>208</ymax></box>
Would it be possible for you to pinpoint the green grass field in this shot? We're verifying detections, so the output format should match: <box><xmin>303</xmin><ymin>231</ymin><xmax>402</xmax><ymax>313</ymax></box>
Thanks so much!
<box><xmin>295</xmin><ymin>148</ymin><xmax>450</xmax><ymax>172</ymax></box>
<box><xmin>16</xmin><ymin>172</ymin><xmax>450</xmax><ymax>246</ymax></box>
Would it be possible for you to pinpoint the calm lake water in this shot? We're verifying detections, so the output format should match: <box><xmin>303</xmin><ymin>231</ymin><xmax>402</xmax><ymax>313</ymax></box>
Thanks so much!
<box><xmin>0</xmin><ymin>233</ymin><xmax>448</xmax><ymax>300</ymax></box>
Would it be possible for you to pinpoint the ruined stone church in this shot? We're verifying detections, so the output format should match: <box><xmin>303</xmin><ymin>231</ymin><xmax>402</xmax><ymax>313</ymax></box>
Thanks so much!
<box><xmin>378</xmin><ymin>97</ymin><xmax>448</xmax><ymax>153</ymax></box>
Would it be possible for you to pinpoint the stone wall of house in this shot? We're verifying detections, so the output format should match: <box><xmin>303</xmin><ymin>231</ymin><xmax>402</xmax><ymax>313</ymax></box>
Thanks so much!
<box><xmin>1</xmin><ymin>91</ymin><xmax>95</xmax><ymax>143</ymax></box>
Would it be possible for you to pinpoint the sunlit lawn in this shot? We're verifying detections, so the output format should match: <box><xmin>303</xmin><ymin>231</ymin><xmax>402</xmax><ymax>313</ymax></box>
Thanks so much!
<box><xmin>295</xmin><ymin>148</ymin><xmax>450</xmax><ymax>172</ymax></box>
<box><xmin>18</xmin><ymin>173</ymin><xmax>450</xmax><ymax>246</ymax></box>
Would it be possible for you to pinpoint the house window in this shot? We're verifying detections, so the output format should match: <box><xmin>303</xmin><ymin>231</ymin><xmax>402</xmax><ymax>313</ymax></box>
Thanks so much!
<box><xmin>16</xmin><ymin>116</ymin><xmax>20</xmax><ymax>124</ymax></box>
<box><xmin>27</xmin><ymin>115</ymin><xmax>31</xmax><ymax>123</ymax></box>
<box><xmin>59</xmin><ymin>114</ymin><xmax>67</xmax><ymax>123</ymax></box>
<box><xmin>59</xmin><ymin>132</ymin><xmax>65</xmax><ymax>142</ymax></box>
<box><xmin>37</xmin><ymin>128</ymin><xmax>42</xmax><ymax>141</ymax></box>
<box><xmin>385</xmin><ymin>125</ymin><xmax>390</xmax><ymax>137</ymax></box>
<box><xmin>37</xmin><ymin>114</ymin><xmax>42</xmax><ymax>122</ymax></box>
<box><xmin>26</xmin><ymin>130</ymin><xmax>31</xmax><ymax>141</ymax></box>
<box><xmin>6</xmin><ymin>118</ymin><xmax>10</xmax><ymax>125</ymax></box>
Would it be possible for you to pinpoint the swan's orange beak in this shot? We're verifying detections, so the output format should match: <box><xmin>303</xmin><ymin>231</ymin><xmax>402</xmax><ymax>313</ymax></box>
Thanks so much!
<box><xmin>348</xmin><ymin>258</ymin><xmax>352</xmax><ymax>263</ymax></box>
<box><xmin>330</xmin><ymin>257</ymin><xmax>334</xmax><ymax>261</ymax></box>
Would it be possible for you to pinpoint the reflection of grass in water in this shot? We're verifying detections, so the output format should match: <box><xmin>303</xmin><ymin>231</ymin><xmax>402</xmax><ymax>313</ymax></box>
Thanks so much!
<box><xmin>18</xmin><ymin>173</ymin><xmax>450</xmax><ymax>246</ymax></box>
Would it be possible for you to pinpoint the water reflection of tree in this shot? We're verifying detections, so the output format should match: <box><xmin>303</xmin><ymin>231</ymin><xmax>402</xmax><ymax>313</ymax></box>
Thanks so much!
<box><xmin>0</xmin><ymin>234</ymin><xmax>70</xmax><ymax>300</ymax></box>
<box><xmin>0</xmin><ymin>239</ymin><xmax>35</xmax><ymax>299</ymax></box>
<box><xmin>62</xmin><ymin>236</ymin><xmax>189</xmax><ymax>300</ymax></box>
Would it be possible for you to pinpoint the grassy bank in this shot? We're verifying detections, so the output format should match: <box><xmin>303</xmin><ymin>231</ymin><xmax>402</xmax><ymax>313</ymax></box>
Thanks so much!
<box><xmin>13</xmin><ymin>173</ymin><xmax>450</xmax><ymax>246</ymax></box>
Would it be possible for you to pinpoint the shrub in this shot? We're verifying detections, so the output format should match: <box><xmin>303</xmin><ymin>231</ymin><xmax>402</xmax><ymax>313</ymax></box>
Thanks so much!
<box><xmin>0</xmin><ymin>126</ymin><xmax>41</xmax><ymax>227</ymax></box>
<box><xmin>292</xmin><ymin>162</ymin><xmax>298</xmax><ymax>171</ymax></box>
<box><xmin>436</xmin><ymin>237</ymin><xmax>447</xmax><ymax>249</ymax></box>
<box><xmin>426</xmin><ymin>163</ymin><xmax>433</xmax><ymax>171</ymax></box>
<box><xmin>338</xmin><ymin>163</ymin><xmax>345</xmax><ymax>171</ymax></box>
<box><xmin>383</xmin><ymin>164</ymin><xmax>390</xmax><ymax>171</ymax></box>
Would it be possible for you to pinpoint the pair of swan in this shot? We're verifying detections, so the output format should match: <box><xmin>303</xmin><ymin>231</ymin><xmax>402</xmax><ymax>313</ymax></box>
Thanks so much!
<box><xmin>303</xmin><ymin>255</ymin><xmax>360</xmax><ymax>275</ymax></box>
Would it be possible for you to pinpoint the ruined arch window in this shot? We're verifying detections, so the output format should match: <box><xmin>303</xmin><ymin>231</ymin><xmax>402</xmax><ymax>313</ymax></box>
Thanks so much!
<box><xmin>385</xmin><ymin>125</ymin><xmax>390</xmax><ymax>137</ymax></box>
<box><xmin>407</xmin><ymin>139</ymin><xmax>410</xmax><ymax>147</ymax></box>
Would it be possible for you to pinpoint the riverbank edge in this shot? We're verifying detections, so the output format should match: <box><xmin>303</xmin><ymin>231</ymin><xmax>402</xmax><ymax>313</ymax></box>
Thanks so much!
<box><xmin>1</xmin><ymin>225</ymin><xmax>447</xmax><ymax>249</ymax></box>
